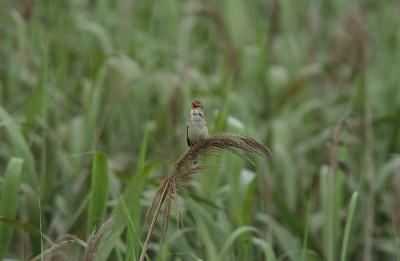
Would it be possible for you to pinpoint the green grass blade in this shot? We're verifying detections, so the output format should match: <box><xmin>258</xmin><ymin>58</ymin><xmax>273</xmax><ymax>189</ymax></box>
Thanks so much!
<box><xmin>214</xmin><ymin>87</ymin><xmax>231</xmax><ymax>133</ymax></box>
<box><xmin>95</xmin><ymin>128</ymin><xmax>149</xmax><ymax>260</ymax></box>
<box><xmin>301</xmin><ymin>204</ymin><xmax>311</xmax><ymax>261</ymax></box>
<box><xmin>268</xmin><ymin>216</ymin><xmax>300</xmax><ymax>260</ymax></box>
<box><xmin>0</xmin><ymin>217</ymin><xmax>53</xmax><ymax>245</ymax></box>
<box><xmin>320</xmin><ymin>166</ymin><xmax>339</xmax><ymax>261</ymax></box>
<box><xmin>0</xmin><ymin>101</ymin><xmax>43</xmax><ymax>251</ymax></box>
<box><xmin>122</xmin><ymin>127</ymin><xmax>148</xmax><ymax>257</ymax></box>
<box><xmin>120</xmin><ymin>196</ymin><xmax>138</xmax><ymax>261</ymax></box>
<box><xmin>20</xmin><ymin>184</ymin><xmax>42</xmax><ymax>254</ymax></box>
<box><xmin>392</xmin><ymin>212</ymin><xmax>400</xmax><ymax>261</ymax></box>
<box><xmin>0</xmin><ymin>107</ymin><xmax>37</xmax><ymax>187</ymax></box>
<box><xmin>218</xmin><ymin>226</ymin><xmax>257</xmax><ymax>259</ymax></box>
<box><xmin>187</xmin><ymin>199</ymin><xmax>223</xmax><ymax>260</ymax></box>
<box><xmin>252</xmin><ymin>238</ymin><xmax>276</xmax><ymax>261</ymax></box>
<box><xmin>0</xmin><ymin>158</ymin><xmax>24</xmax><ymax>259</ymax></box>
<box><xmin>87</xmin><ymin>152</ymin><xmax>109</xmax><ymax>237</ymax></box>
<box><xmin>340</xmin><ymin>191</ymin><xmax>359</xmax><ymax>261</ymax></box>
<box><xmin>37</xmin><ymin>185</ymin><xmax>44</xmax><ymax>261</ymax></box>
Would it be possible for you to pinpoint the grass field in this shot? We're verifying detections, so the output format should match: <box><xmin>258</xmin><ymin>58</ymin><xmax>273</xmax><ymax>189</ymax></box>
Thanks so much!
<box><xmin>1</xmin><ymin>0</ymin><xmax>400</xmax><ymax>260</ymax></box>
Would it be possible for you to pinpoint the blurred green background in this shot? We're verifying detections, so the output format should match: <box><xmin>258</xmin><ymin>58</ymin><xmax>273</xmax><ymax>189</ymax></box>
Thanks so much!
<box><xmin>0</xmin><ymin>0</ymin><xmax>400</xmax><ymax>260</ymax></box>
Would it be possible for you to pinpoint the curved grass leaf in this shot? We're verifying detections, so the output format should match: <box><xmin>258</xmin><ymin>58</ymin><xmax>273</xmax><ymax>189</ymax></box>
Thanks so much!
<box><xmin>218</xmin><ymin>226</ymin><xmax>257</xmax><ymax>259</ymax></box>
<box><xmin>0</xmin><ymin>107</ymin><xmax>42</xmax><ymax>255</ymax></box>
<box><xmin>0</xmin><ymin>158</ymin><xmax>24</xmax><ymax>259</ymax></box>
<box><xmin>0</xmin><ymin>217</ymin><xmax>53</xmax><ymax>246</ymax></box>
<box><xmin>20</xmin><ymin>184</ymin><xmax>42</xmax><ymax>253</ymax></box>
<box><xmin>0</xmin><ymin>107</ymin><xmax>37</xmax><ymax>187</ymax></box>
<box><xmin>340</xmin><ymin>192</ymin><xmax>359</xmax><ymax>261</ymax></box>
<box><xmin>95</xmin><ymin>128</ymin><xmax>149</xmax><ymax>260</ymax></box>
<box><xmin>252</xmin><ymin>237</ymin><xmax>276</xmax><ymax>261</ymax></box>
<box><xmin>87</xmin><ymin>152</ymin><xmax>109</xmax><ymax>237</ymax></box>
<box><xmin>120</xmin><ymin>196</ymin><xmax>138</xmax><ymax>261</ymax></box>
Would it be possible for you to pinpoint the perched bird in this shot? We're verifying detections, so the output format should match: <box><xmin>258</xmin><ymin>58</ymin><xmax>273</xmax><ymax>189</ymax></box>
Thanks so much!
<box><xmin>187</xmin><ymin>101</ymin><xmax>208</xmax><ymax>163</ymax></box>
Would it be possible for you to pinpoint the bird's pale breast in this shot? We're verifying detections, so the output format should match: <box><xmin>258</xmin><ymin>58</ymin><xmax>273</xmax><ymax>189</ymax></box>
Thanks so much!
<box><xmin>188</xmin><ymin>119</ymin><xmax>208</xmax><ymax>144</ymax></box>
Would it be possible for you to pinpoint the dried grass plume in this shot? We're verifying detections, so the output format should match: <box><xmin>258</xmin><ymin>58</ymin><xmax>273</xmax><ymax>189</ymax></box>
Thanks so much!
<box><xmin>139</xmin><ymin>133</ymin><xmax>272</xmax><ymax>261</ymax></box>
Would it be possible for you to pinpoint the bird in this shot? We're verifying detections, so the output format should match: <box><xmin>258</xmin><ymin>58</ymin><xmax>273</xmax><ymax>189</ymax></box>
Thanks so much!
<box><xmin>187</xmin><ymin>101</ymin><xmax>208</xmax><ymax>163</ymax></box>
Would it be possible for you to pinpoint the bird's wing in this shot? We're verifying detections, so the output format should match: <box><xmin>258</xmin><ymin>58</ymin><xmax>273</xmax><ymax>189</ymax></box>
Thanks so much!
<box><xmin>186</xmin><ymin>122</ymin><xmax>191</xmax><ymax>147</ymax></box>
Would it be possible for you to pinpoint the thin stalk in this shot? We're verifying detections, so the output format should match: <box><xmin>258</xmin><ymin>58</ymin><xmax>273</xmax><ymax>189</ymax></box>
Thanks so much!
<box><xmin>391</xmin><ymin>212</ymin><xmax>400</xmax><ymax>261</ymax></box>
<box><xmin>301</xmin><ymin>203</ymin><xmax>311</xmax><ymax>261</ymax></box>
<box><xmin>139</xmin><ymin>184</ymin><xmax>168</xmax><ymax>261</ymax></box>
<box><xmin>362</xmin><ymin>77</ymin><xmax>375</xmax><ymax>261</ymax></box>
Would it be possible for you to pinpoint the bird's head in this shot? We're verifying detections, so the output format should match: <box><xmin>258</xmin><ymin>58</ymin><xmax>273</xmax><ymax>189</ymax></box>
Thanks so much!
<box><xmin>190</xmin><ymin>101</ymin><xmax>204</xmax><ymax>120</ymax></box>
<box><xmin>191</xmin><ymin>101</ymin><xmax>203</xmax><ymax>110</ymax></box>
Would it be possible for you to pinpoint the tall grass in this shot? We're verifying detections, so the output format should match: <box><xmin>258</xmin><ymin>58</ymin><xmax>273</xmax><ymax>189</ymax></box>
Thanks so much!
<box><xmin>0</xmin><ymin>0</ymin><xmax>399</xmax><ymax>260</ymax></box>
<box><xmin>87</xmin><ymin>152</ymin><xmax>109</xmax><ymax>237</ymax></box>
<box><xmin>0</xmin><ymin>158</ymin><xmax>24</xmax><ymax>259</ymax></box>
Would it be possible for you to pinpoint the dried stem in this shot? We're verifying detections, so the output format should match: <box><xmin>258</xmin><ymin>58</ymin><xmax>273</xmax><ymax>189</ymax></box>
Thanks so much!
<box><xmin>363</xmin><ymin>80</ymin><xmax>375</xmax><ymax>261</ymax></box>
<box><xmin>139</xmin><ymin>182</ymin><xmax>169</xmax><ymax>261</ymax></box>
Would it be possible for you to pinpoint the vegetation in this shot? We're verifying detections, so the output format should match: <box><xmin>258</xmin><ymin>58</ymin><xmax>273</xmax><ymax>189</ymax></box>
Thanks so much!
<box><xmin>0</xmin><ymin>0</ymin><xmax>399</xmax><ymax>260</ymax></box>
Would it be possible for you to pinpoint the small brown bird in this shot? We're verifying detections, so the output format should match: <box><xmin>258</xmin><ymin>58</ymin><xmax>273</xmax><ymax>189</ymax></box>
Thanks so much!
<box><xmin>187</xmin><ymin>101</ymin><xmax>208</xmax><ymax>163</ymax></box>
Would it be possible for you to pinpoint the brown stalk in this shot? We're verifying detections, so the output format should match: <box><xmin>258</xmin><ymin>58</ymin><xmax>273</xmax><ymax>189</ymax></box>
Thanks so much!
<box><xmin>195</xmin><ymin>7</ymin><xmax>239</xmax><ymax>76</ymax></box>
<box><xmin>362</xmin><ymin>82</ymin><xmax>375</xmax><ymax>261</ymax></box>
<box><xmin>329</xmin><ymin>8</ymin><xmax>369</xmax><ymax>83</ymax></box>
<box><xmin>31</xmin><ymin>237</ymin><xmax>84</xmax><ymax>261</ymax></box>
<box><xmin>139</xmin><ymin>134</ymin><xmax>272</xmax><ymax>260</ymax></box>
<box><xmin>325</xmin><ymin>117</ymin><xmax>347</xmax><ymax>261</ymax></box>
<box><xmin>139</xmin><ymin>179</ymin><xmax>170</xmax><ymax>261</ymax></box>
